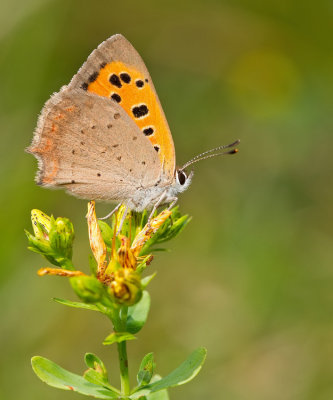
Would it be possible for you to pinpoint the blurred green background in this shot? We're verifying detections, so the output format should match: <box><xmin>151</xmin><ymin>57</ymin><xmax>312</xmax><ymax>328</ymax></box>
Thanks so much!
<box><xmin>1</xmin><ymin>0</ymin><xmax>332</xmax><ymax>399</ymax></box>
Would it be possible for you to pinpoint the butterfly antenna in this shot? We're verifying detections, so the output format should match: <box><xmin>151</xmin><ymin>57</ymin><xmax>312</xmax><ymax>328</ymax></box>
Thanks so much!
<box><xmin>181</xmin><ymin>139</ymin><xmax>240</xmax><ymax>170</ymax></box>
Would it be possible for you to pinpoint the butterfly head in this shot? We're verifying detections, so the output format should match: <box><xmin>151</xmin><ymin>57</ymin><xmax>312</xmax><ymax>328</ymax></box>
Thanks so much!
<box><xmin>174</xmin><ymin>168</ymin><xmax>193</xmax><ymax>193</ymax></box>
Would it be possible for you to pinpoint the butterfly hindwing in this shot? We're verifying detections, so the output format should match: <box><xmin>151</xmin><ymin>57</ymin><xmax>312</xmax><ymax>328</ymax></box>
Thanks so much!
<box><xmin>68</xmin><ymin>34</ymin><xmax>176</xmax><ymax>181</ymax></box>
<box><xmin>27</xmin><ymin>89</ymin><xmax>160</xmax><ymax>201</ymax></box>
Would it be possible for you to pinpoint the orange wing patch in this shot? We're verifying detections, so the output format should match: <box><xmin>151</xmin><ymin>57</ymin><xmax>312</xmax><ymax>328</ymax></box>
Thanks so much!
<box><xmin>84</xmin><ymin>61</ymin><xmax>174</xmax><ymax>174</ymax></box>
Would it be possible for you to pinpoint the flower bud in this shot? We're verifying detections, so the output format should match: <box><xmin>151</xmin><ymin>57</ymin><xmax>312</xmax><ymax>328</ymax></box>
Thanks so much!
<box><xmin>31</xmin><ymin>209</ymin><xmax>51</xmax><ymax>239</ymax></box>
<box><xmin>70</xmin><ymin>275</ymin><xmax>106</xmax><ymax>303</ymax></box>
<box><xmin>49</xmin><ymin>217</ymin><xmax>74</xmax><ymax>261</ymax></box>
<box><xmin>27</xmin><ymin>210</ymin><xmax>75</xmax><ymax>269</ymax></box>
<box><xmin>109</xmin><ymin>269</ymin><xmax>142</xmax><ymax>306</ymax></box>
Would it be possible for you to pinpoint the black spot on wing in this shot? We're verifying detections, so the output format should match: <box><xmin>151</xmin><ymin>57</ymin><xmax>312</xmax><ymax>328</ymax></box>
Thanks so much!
<box><xmin>120</xmin><ymin>73</ymin><xmax>131</xmax><ymax>83</ymax></box>
<box><xmin>88</xmin><ymin>72</ymin><xmax>99</xmax><ymax>83</ymax></box>
<box><xmin>143</xmin><ymin>127</ymin><xmax>154</xmax><ymax>136</ymax></box>
<box><xmin>111</xmin><ymin>93</ymin><xmax>121</xmax><ymax>103</ymax></box>
<box><xmin>132</xmin><ymin>104</ymin><xmax>149</xmax><ymax>118</ymax></box>
<box><xmin>109</xmin><ymin>74</ymin><xmax>122</xmax><ymax>88</ymax></box>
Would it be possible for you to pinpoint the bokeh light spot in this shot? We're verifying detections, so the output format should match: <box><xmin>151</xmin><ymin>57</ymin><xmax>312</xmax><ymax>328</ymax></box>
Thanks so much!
<box><xmin>227</xmin><ymin>50</ymin><xmax>301</xmax><ymax>119</ymax></box>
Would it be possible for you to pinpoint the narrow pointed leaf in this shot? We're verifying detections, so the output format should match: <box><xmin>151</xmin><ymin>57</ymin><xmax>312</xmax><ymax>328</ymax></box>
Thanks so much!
<box><xmin>98</xmin><ymin>220</ymin><xmax>113</xmax><ymax>247</ymax></box>
<box><xmin>53</xmin><ymin>297</ymin><xmax>100</xmax><ymax>312</ymax></box>
<box><xmin>89</xmin><ymin>255</ymin><xmax>98</xmax><ymax>276</ymax></box>
<box><xmin>103</xmin><ymin>332</ymin><xmax>137</xmax><ymax>345</ymax></box>
<box><xmin>126</xmin><ymin>290</ymin><xmax>150</xmax><ymax>334</ymax></box>
<box><xmin>136</xmin><ymin>255</ymin><xmax>154</xmax><ymax>273</ymax></box>
<box><xmin>141</xmin><ymin>273</ymin><xmax>157</xmax><ymax>288</ymax></box>
<box><xmin>131</xmin><ymin>348</ymin><xmax>206</xmax><ymax>398</ymax></box>
<box><xmin>31</xmin><ymin>356</ymin><xmax>119</xmax><ymax>398</ymax></box>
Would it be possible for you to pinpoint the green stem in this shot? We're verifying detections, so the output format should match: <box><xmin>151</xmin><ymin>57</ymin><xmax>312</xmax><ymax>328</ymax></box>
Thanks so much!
<box><xmin>117</xmin><ymin>306</ymin><xmax>130</xmax><ymax>397</ymax></box>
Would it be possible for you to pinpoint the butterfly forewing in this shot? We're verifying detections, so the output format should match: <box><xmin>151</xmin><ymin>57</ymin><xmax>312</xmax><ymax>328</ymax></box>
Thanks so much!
<box><xmin>68</xmin><ymin>34</ymin><xmax>176</xmax><ymax>182</ymax></box>
<box><xmin>27</xmin><ymin>89</ymin><xmax>161</xmax><ymax>201</ymax></box>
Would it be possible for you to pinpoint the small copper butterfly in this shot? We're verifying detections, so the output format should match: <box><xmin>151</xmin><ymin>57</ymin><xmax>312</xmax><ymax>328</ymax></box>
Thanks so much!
<box><xmin>27</xmin><ymin>34</ymin><xmax>239</xmax><ymax>219</ymax></box>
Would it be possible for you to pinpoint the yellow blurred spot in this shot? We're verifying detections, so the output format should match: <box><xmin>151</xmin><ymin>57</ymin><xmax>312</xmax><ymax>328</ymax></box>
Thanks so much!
<box><xmin>227</xmin><ymin>50</ymin><xmax>301</xmax><ymax>118</ymax></box>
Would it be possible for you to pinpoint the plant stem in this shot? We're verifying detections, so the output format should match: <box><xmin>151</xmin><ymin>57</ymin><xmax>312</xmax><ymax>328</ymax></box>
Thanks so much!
<box><xmin>117</xmin><ymin>306</ymin><xmax>130</xmax><ymax>397</ymax></box>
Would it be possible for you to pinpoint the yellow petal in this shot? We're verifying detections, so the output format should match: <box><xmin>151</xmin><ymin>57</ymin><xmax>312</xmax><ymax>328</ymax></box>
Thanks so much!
<box><xmin>131</xmin><ymin>209</ymin><xmax>172</xmax><ymax>256</ymax></box>
<box><xmin>87</xmin><ymin>201</ymin><xmax>107</xmax><ymax>273</ymax></box>
<box><xmin>37</xmin><ymin>267</ymin><xmax>84</xmax><ymax>277</ymax></box>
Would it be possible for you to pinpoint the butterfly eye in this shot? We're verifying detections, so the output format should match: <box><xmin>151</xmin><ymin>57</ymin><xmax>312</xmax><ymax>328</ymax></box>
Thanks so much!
<box><xmin>177</xmin><ymin>170</ymin><xmax>187</xmax><ymax>185</ymax></box>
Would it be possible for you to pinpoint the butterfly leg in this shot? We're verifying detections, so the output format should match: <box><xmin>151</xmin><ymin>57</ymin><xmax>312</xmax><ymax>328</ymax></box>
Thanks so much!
<box><xmin>98</xmin><ymin>203</ymin><xmax>122</xmax><ymax>220</ymax></box>
<box><xmin>167</xmin><ymin>197</ymin><xmax>178</xmax><ymax>210</ymax></box>
<box><xmin>147</xmin><ymin>191</ymin><xmax>167</xmax><ymax>225</ymax></box>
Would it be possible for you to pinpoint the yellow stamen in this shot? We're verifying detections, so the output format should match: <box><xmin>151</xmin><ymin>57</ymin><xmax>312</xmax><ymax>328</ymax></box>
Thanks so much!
<box><xmin>118</xmin><ymin>235</ymin><xmax>137</xmax><ymax>269</ymax></box>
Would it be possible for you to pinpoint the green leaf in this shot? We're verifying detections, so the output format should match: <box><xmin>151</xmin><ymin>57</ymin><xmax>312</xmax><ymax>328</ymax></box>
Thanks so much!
<box><xmin>158</xmin><ymin>215</ymin><xmax>191</xmax><ymax>243</ymax></box>
<box><xmin>145</xmin><ymin>390</ymin><xmax>169</xmax><ymax>400</ymax></box>
<box><xmin>53</xmin><ymin>297</ymin><xmax>101</xmax><ymax>312</ymax></box>
<box><xmin>83</xmin><ymin>353</ymin><xmax>119</xmax><ymax>392</ymax></box>
<box><xmin>141</xmin><ymin>273</ymin><xmax>157</xmax><ymax>288</ymax></box>
<box><xmin>136</xmin><ymin>255</ymin><xmax>154</xmax><ymax>274</ymax></box>
<box><xmin>89</xmin><ymin>255</ymin><xmax>98</xmax><ymax>276</ymax></box>
<box><xmin>98</xmin><ymin>220</ymin><xmax>113</xmax><ymax>247</ymax></box>
<box><xmin>126</xmin><ymin>290</ymin><xmax>150</xmax><ymax>334</ymax></box>
<box><xmin>145</xmin><ymin>376</ymin><xmax>169</xmax><ymax>400</ymax></box>
<box><xmin>131</xmin><ymin>348</ymin><xmax>206</xmax><ymax>398</ymax></box>
<box><xmin>31</xmin><ymin>356</ymin><xmax>119</xmax><ymax>398</ymax></box>
<box><xmin>137</xmin><ymin>353</ymin><xmax>155</xmax><ymax>386</ymax></box>
<box><xmin>83</xmin><ymin>369</ymin><xmax>109</xmax><ymax>388</ymax></box>
<box><xmin>139</xmin><ymin>208</ymin><xmax>191</xmax><ymax>255</ymax></box>
<box><xmin>103</xmin><ymin>332</ymin><xmax>137</xmax><ymax>345</ymax></box>
<box><xmin>84</xmin><ymin>353</ymin><xmax>107</xmax><ymax>376</ymax></box>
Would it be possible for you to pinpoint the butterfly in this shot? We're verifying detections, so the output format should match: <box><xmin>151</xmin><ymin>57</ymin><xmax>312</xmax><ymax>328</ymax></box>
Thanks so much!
<box><xmin>27</xmin><ymin>34</ymin><xmax>239</xmax><ymax>221</ymax></box>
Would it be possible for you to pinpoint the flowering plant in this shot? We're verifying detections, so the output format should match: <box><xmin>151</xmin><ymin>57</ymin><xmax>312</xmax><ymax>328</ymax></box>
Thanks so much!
<box><xmin>25</xmin><ymin>202</ymin><xmax>206</xmax><ymax>399</ymax></box>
